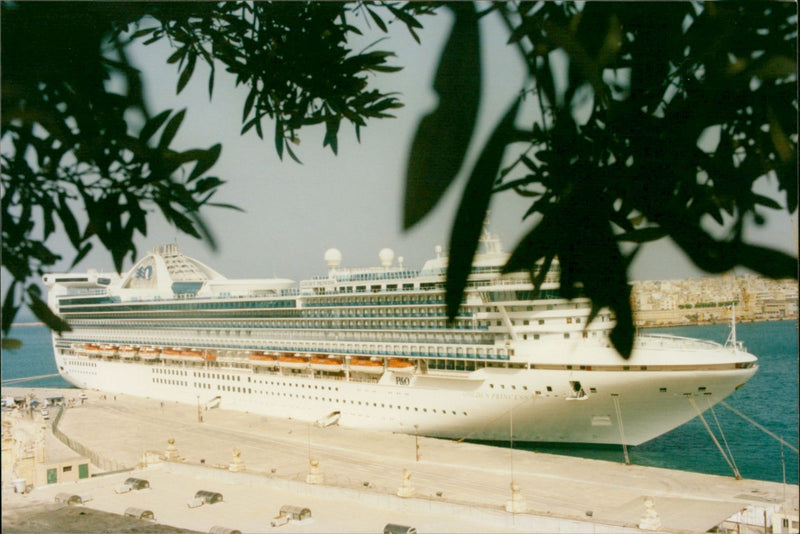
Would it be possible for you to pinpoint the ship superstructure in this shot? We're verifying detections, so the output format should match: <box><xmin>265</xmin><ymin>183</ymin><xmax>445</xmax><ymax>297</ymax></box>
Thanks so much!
<box><xmin>43</xmin><ymin>231</ymin><xmax>757</xmax><ymax>445</ymax></box>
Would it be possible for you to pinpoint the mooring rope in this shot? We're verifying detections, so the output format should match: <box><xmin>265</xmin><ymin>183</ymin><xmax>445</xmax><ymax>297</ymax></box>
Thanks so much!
<box><xmin>612</xmin><ymin>394</ymin><xmax>631</xmax><ymax>465</ymax></box>
<box><xmin>687</xmin><ymin>396</ymin><xmax>741</xmax><ymax>479</ymax></box>
<box><xmin>707</xmin><ymin>398</ymin><xmax>740</xmax><ymax>477</ymax></box>
<box><xmin>1</xmin><ymin>373</ymin><xmax>60</xmax><ymax>385</ymax></box>
<box><xmin>720</xmin><ymin>400</ymin><xmax>798</xmax><ymax>454</ymax></box>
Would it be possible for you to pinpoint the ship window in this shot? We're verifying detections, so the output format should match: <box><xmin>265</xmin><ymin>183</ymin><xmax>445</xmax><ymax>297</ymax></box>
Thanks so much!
<box><xmin>659</xmin><ymin>387</ymin><xmax>667</xmax><ymax>392</ymax></box>
<box><xmin>546</xmin><ymin>386</ymin><xmax>552</xmax><ymax>392</ymax></box>
<box><xmin>538</xmin><ymin>319</ymin><xmax>544</xmax><ymax>325</ymax></box>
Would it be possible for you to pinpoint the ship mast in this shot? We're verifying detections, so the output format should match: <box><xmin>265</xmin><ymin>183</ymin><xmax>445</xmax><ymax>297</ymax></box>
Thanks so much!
<box><xmin>724</xmin><ymin>304</ymin><xmax>738</xmax><ymax>351</ymax></box>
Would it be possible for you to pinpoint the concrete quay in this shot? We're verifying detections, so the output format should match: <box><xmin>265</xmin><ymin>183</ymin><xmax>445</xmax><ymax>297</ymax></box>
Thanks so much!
<box><xmin>3</xmin><ymin>387</ymin><xmax>797</xmax><ymax>534</ymax></box>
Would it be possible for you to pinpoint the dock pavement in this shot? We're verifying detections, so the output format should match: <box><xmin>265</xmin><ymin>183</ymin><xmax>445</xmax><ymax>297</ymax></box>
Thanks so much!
<box><xmin>2</xmin><ymin>387</ymin><xmax>797</xmax><ymax>533</ymax></box>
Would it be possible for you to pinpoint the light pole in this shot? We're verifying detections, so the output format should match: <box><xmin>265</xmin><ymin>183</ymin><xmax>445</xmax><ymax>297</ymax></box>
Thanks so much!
<box><xmin>196</xmin><ymin>395</ymin><xmax>203</xmax><ymax>423</ymax></box>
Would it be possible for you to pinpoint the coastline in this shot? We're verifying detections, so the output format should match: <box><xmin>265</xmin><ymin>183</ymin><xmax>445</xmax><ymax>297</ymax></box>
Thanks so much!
<box><xmin>638</xmin><ymin>315</ymin><xmax>797</xmax><ymax>329</ymax></box>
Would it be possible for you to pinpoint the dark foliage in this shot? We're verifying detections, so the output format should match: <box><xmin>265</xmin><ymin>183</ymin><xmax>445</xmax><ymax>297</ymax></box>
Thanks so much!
<box><xmin>1</xmin><ymin>1</ymin><xmax>432</xmax><ymax>335</ymax></box>
<box><xmin>404</xmin><ymin>2</ymin><xmax>797</xmax><ymax>357</ymax></box>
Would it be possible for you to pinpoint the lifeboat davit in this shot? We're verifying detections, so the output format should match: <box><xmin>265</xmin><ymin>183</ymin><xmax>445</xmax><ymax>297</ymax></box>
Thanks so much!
<box><xmin>99</xmin><ymin>344</ymin><xmax>117</xmax><ymax>357</ymax></box>
<box><xmin>250</xmin><ymin>351</ymin><xmax>278</xmax><ymax>367</ymax></box>
<box><xmin>349</xmin><ymin>358</ymin><xmax>384</xmax><ymax>374</ymax></box>
<box><xmin>388</xmin><ymin>358</ymin><xmax>415</xmax><ymax>374</ymax></box>
<box><xmin>118</xmin><ymin>345</ymin><xmax>138</xmax><ymax>359</ymax></box>
<box><xmin>83</xmin><ymin>344</ymin><xmax>101</xmax><ymax>356</ymax></box>
<box><xmin>311</xmin><ymin>356</ymin><xmax>343</xmax><ymax>372</ymax></box>
<box><xmin>138</xmin><ymin>347</ymin><xmax>160</xmax><ymax>360</ymax></box>
<box><xmin>279</xmin><ymin>354</ymin><xmax>309</xmax><ymax>370</ymax></box>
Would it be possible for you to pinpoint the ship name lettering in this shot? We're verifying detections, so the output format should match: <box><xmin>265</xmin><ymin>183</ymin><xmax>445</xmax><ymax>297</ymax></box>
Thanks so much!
<box><xmin>395</xmin><ymin>376</ymin><xmax>410</xmax><ymax>386</ymax></box>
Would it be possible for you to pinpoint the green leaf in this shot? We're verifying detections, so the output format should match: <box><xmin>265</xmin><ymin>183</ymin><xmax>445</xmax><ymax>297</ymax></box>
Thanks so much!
<box><xmin>366</xmin><ymin>7</ymin><xmax>387</xmax><ymax>32</ymax></box>
<box><xmin>1</xmin><ymin>338</ymin><xmax>23</xmax><ymax>350</ymax></box>
<box><xmin>167</xmin><ymin>46</ymin><xmax>187</xmax><ymax>65</ymax></box>
<box><xmin>158</xmin><ymin>109</ymin><xmax>186</xmax><ymax>150</ymax></box>
<box><xmin>616</xmin><ymin>226</ymin><xmax>668</xmax><ymax>243</ymax></box>
<box><xmin>26</xmin><ymin>285</ymin><xmax>71</xmax><ymax>334</ymax></box>
<box><xmin>188</xmin><ymin>144</ymin><xmax>222</xmax><ymax>182</ymax></box>
<box><xmin>177</xmin><ymin>53</ymin><xmax>196</xmax><ymax>94</ymax></box>
<box><xmin>69</xmin><ymin>242</ymin><xmax>93</xmax><ymax>269</ymax></box>
<box><xmin>243</xmin><ymin>90</ymin><xmax>256</xmax><ymax>123</ymax></box>
<box><xmin>274</xmin><ymin>118</ymin><xmax>283</xmax><ymax>158</ymax></box>
<box><xmin>751</xmin><ymin>194</ymin><xmax>783</xmax><ymax>210</ymax></box>
<box><xmin>2</xmin><ymin>280</ymin><xmax>19</xmax><ymax>334</ymax></box>
<box><xmin>284</xmin><ymin>140</ymin><xmax>303</xmax><ymax>164</ymax></box>
<box><xmin>130</xmin><ymin>27</ymin><xmax>158</xmax><ymax>39</ymax></box>
<box><xmin>207</xmin><ymin>202</ymin><xmax>246</xmax><ymax>212</ymax></box>
<box><xmin>56</xmin><ymin>193</ymin><xmax>81</xmax><ymax>248</ymax></box>
<box><xmin>194</xmin><ymin>176</ymin><xmax>224</xmax><ymax>194</ymax></box>
<box><xmin>140</xmin><ymin>109</ymin><xmax>172</xmax><ymax>144</ymax></box>
<box><xmin>404</xmin><ymin>3</ymin><xmax>481</xmax><ymax>229</ymax></box>
<box><xmin>446</xmin><ymin>98</ymin><xmax>521</xmax><ymax>321</ymax></box>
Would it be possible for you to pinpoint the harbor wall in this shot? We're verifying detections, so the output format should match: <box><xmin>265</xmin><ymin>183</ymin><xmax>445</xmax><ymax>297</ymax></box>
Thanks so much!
<box><xmin>51</xmin><ymin>406</ymin><xmax>129</xmax><ymax>473</ymax></box>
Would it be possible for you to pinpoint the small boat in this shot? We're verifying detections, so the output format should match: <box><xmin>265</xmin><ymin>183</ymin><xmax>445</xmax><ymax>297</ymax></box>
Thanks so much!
<box><xmin>250</xmin><ymin>351</ymin><xmax>278</xmax><ymax>367</ymax></box>
<box><xmin>99</xmin><ymin>344</ymin><xmax>117</xmax><ymax>357</ymax></box>
<box><xmin>349</xmin><ymin>358</ymin><xmax>384</xmax><ymax>374</ymax></box>
<box><xmin>84</xmin><ymin>344</ymin><xmax>101</xmax><ymax>356</ymax></box>
<box><xmin>279</xmin><ymin>354</ymin><xmax>309</xmax><ymax>370</ymax></box>
<box><xmin>118</xmin><ymin>346</ymin><xmax>138</xmax><ymax>359</ymax></box>
<box><xmin>388</xmin><ymin>358</ymin><xmax>415</xmax><ymax>374</ymax></box>
<box><xmin>138</xmin><ymin>347</ymin><xmax>160</xmax><ymax>360</ymax></box>
<box><xmin>311</xmin><ymin>356</ymin><xmax>343</xmax><ymax>372</ymax></box>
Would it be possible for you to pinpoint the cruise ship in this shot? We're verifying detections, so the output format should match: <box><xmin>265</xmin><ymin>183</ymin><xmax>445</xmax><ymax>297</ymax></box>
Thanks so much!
<box><xmin>43</xmin><ymin>229</ymin><xmax>758</xmax><ymax>445</ymax></box>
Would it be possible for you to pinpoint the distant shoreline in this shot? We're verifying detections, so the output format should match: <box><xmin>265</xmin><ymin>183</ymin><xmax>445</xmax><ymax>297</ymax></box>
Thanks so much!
<box><xmin>8</xmin><ymin>322</ymin><xmax>45</xmax><ymax>327</ymax></box>
<box><xmin>637</xmin><ymin>316</ymin><xmax>798</xmax><ymax>329</ymax></box>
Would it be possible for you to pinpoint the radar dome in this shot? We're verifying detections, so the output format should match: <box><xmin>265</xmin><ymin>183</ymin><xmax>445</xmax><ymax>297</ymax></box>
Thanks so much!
<box><xmin>324</xmin><ymin>248</ymin><xmax>342</xmax><ymax>268</ymax></box>
<box><xmin>379</xmin><ymin>248</ymin><xmax>394</xmax><ymax>268</ymax></box>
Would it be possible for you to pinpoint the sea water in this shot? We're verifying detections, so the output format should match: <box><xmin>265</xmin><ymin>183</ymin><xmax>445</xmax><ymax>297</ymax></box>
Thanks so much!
<box><xmin>2</xmin><ymin>320</ymin><xmax>797</xmax><ymax>483</ymax></box>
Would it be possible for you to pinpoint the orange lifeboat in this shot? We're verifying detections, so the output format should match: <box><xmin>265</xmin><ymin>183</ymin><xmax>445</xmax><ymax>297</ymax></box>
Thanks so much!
<box><xmin>118</xmin><ymin>345</ymin><xmax>138</xmax><ymax>359</ymax></box>
<box><xmin>99</xmin><ymin>344</ymin><xmax>117</xmax><ymax>357</ymax></box>
<box><xmin>84</xmin><ymin>344</ymin><xmax>101</xmax><ymax>356</ymax></box>
<box><xmin>388</xmin><ymin>358</ymin><xmax>415</xmax><ymax>374</ymax></box>
<box><xmin>250</xmin><ymin>351</ymin><xmax>278</xmax><ymax>367</ymax></box>
<box><xmin>138</xmin><ymin>347</ymin><xmax>160</xmax><ymax>360</ymax></box>
<box><xmin>349</xmin><ymin>358</ymin><xmax>384</xmax><ymax>374</ymax></box>
<box><xmin>311</xmin><ymin>356</ymin><xmax>343</xmax><ymax>372</ymax></box>
<box><xmin>202</xmin><ymin>351</ymin><xmax>217</xmax><ymax>362</ymax></box>
<box><xmin>278</xmin><ymin>353</ymin><xmax>309</xmax><ymax>370</ymax></box>
<box><xmin>180</xmin><ymin>349</ymin><xmax>203</xmax><ymax>358</ymax></box>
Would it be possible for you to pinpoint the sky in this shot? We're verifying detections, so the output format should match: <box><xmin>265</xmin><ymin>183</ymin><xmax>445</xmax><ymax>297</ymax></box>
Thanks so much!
<box><xmin>18</xmin><ymin>5</ymin><xmax>800</xmax><ymax>289</ymax></box>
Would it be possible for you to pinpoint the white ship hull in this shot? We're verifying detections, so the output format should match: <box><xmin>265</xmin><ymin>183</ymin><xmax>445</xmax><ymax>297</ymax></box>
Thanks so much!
<box><xmin>52</xmin><ymin>342</ymin><xmax>755</xmax><ymax>445</ymax></box>
<box><xmin>44</xmin><ymin>235</ymin><xmax>759</xmax><ymax>446</ymax></box>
